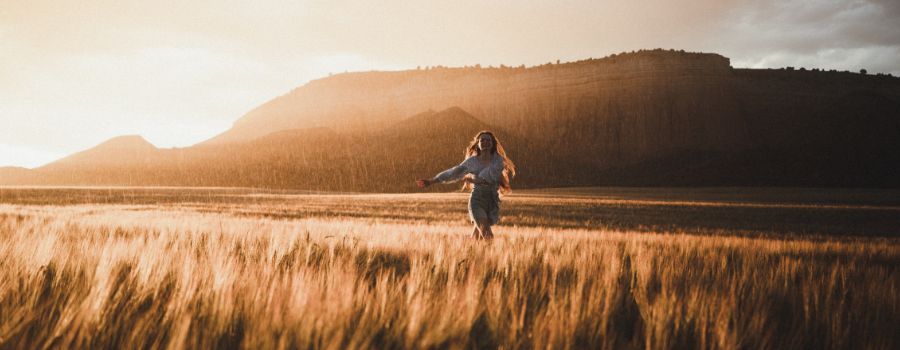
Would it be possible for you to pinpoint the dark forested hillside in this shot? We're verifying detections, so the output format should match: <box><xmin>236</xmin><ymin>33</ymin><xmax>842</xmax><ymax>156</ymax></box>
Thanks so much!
<box><xmin>3</xmin><ymin>50</ymin><xmax>899</xmax><ymax>190</ymax></box>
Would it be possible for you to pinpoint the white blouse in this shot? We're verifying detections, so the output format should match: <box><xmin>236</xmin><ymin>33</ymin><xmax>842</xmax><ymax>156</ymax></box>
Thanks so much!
<box><xmin>434</xmin><ymin>154</ymin><xmax>505</xmax><ymax>187</ymax></box>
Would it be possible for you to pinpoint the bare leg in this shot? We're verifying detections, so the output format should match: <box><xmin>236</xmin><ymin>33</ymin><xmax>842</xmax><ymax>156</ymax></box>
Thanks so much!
<box><xmin>481</xmin><ymin>223</ymin><xmax>494</xmax><ymax>240</ymax></box>
<box><xmin>471</xmin><ymin>226</ymin><xmax>480</xmax><ymax>239</ymax></box>
<box><xmin>474</xmin><ymin>219</ymin><xmax>493</xmax><ymax>240</ymax></box>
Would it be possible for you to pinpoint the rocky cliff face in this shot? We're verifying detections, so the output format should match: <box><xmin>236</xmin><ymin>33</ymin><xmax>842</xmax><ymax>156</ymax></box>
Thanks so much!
<box><xmin>218</xmin><ymin>52</ymin><xmax>726</xmax><ymax>124</ymax></box>
<box><xmin>200</xmin><ymin>51</ymin><xmax>763</xmax><ymax>182</ymax></box>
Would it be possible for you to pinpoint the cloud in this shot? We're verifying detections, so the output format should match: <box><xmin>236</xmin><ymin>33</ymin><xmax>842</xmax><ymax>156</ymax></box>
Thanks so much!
<box><xmin>712</xmin><ymin>0</ymin><xmax>900</xmax><ymax>74</ymax></box>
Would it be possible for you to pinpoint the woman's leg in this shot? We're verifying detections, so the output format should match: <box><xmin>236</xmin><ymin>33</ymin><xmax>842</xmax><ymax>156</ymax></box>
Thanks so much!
<box><xmin>470</xmin><ymin>204</ymin><xmax>490</xmax><ymax>239</ymax></box>
<box><xmin>481</xmin><ymin>223</ymin><xmax>494</xmax><ymax>240</ymax></box>
<box><xmin>474</xmin><ymin>219</ymin><xmax>493</xmax><ymax>240</ymax></box>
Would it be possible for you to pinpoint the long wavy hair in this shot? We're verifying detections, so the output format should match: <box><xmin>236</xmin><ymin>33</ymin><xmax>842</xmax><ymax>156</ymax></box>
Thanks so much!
<box><xmin>463</xmin><ymin>131</ymin><xmax>517</xmax><ymax>194</ymax></box>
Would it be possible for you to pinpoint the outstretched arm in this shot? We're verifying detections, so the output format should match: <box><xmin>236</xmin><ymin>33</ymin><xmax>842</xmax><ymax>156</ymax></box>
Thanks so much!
<box><xmin>417</xmin><ymin>160</ymin><xmax>471</xmax><ymax>188</ymax></box>
<box><xmin>433</xmin><ymin>164</ymin><xmax>469</xmax><ymax>183</ymax></box>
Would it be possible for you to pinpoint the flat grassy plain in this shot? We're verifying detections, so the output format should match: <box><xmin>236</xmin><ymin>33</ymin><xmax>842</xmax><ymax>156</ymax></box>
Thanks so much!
<box><xmin>0</xmin><ymin>187</ymin><xmax>897</xmax><ymax>349</ymax></box>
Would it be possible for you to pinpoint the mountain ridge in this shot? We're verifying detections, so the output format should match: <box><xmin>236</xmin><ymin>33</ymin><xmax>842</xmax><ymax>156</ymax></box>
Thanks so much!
<box><xmin>202</xmin><ymin>50</ymin><xmax>737</xmax><ymax>145</ymax></box>
<box><xmin>39</xmin><ymin>135</ymin><xmax>158</xmax><ymax>171</ymax></box>
<box><xmin>3</xmin><ymin>49</ymin><xmax>899</xmax><ymax>190</ymax></box>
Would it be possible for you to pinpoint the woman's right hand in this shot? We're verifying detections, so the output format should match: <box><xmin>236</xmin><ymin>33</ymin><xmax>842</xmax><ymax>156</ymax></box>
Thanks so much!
<box><xmin>416</xmin><ymin>179</ymin><xmax>431</xmax><ymax>188</ymax></box>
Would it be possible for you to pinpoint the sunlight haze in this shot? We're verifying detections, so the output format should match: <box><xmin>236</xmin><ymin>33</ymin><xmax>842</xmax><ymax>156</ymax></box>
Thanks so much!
<box><xmin>2</xmin><ymin>0</ymin><xmax>898</xmax><ymax>167</ymax></box>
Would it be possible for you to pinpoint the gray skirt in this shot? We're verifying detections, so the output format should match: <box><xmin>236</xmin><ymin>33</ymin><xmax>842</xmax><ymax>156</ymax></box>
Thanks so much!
<box><xmin>468</xmin><ymin>186</ymin><xmax>501</xmax><ymax>225</ymax></box>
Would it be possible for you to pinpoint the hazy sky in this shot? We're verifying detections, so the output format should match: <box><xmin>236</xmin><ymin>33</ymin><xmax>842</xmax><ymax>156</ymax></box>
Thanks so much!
<box><xmin>2</xmin><ymin>0</ymin><xmax>898</xmax><ymax>168</ymax></box>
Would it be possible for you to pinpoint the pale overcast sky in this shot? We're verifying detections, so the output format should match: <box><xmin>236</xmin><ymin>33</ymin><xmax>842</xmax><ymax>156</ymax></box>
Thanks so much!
<box><xmin>1</xmin><ymin>0</ymin><xmax>898</xmax><ymax>167</ymax></box>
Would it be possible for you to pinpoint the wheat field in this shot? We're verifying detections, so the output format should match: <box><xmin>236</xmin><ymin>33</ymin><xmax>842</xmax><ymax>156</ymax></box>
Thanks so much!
<box><xmin>0</xmin><ymin>188</ymin><xmax>898</xmax><ymax>349</ymax></box>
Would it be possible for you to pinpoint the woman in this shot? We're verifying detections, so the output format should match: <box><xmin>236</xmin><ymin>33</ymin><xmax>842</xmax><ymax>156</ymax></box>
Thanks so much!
<box><xmin>417</xmin><ymin>131</ymin><xmax>517</xmax><ymax>240</ymax></box>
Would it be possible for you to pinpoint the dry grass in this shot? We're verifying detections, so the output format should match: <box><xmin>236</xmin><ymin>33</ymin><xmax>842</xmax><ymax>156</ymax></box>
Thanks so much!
<box><xmin>0</xmin><ymin>188</ymin><xmax>898</xmax><ymax>349</ymax></box>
